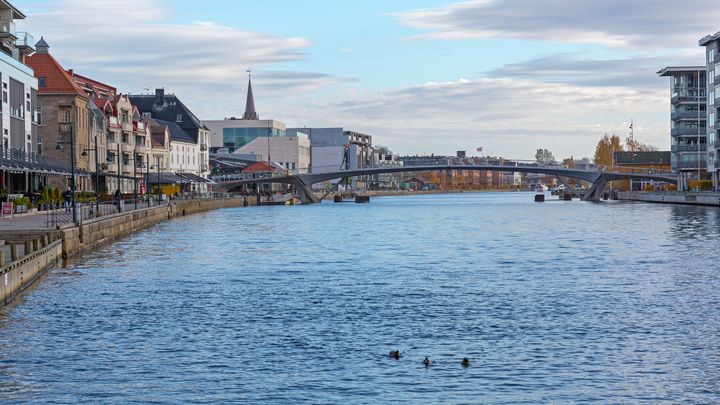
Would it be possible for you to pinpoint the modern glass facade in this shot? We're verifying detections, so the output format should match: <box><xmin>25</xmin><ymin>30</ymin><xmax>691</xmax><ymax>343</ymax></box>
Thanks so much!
<box><xmin>223</xmin><ymin>127</ymin><xmax>285</xmax><ymax>151</ymax></box>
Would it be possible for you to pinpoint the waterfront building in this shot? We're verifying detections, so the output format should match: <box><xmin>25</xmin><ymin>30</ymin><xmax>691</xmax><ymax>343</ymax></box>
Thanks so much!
<box><xmin>287</xmin><ymin>127</ymin><xmax>375</xmax><ymax>173</ymax></box>
<box><xmin>658</xmin><ymin>66</ymin><xmax>708</xmax><ymax>190</ymax></box>
<box><xmin>206</xmin><ymin>118</ymin><xmax>287</xmax><ymax>153</ymax></box>
<box><xmin>614</xmin><ymin>151</ymin><xmax>672</xmax><ymax>190</ymax></box>
<box><xmin>26</xmin><ymin>38</ymin><xmax>97</xmax><ymax>191</ymax></box>
<box><xmin>232</xmin><ymin>132</ymin><xmax>310</xmax><ymax>174</ymax></box>
<box><xmin>286</xmin><ymin>127</ymin><xmax>374</xmax><ymax>189</ymax></box>
<box><xmin>399</xmin><ymin>155</ymin><xmax>452</xmax><ymax>167</ymax></box>
<box><xmin>204</xmin><ymin>77</ymin><xmax>287</xmax><ymax>152</ymax></box>
<box><xmin>0</xmin><ymin>2</ymin><xmax>67</xmax><ymax>193</ymax></box>
<box><xmin>147</xmin><ymin>119</ymin><xmax>170</xmax><ymax>176</ymax></box>
<box><xmin>70</xmin><ymin>73</ymin><xmax>141</xmax><ymax>194</ymax></box>
<box><xmin>129</xmin><ymin>89</ymin><xmax>210</xmax><ymax>180</ymax></box>
<box><xmin>146</xmin><ymin>118</ymin><xmax>210</xmax><ymax>193</ymax></box>
<box><xmin>699</xmin><ymin>33</ymin><xmax>720</xmax><ymax>189</ymax></box>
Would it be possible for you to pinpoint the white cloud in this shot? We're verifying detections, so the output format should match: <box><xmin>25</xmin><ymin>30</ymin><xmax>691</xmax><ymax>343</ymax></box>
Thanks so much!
<box><xmin>275</xmin><ymin>77</ymin><xmax>669</xmax><ymax>159</ymax></box>
<box><xmin>398</xmin><ymin>0</ymin><xmax>720</xmax><ymax>49</ymax></box>
<box><xmin>19</xmin><ymin>0</ymin><xmax>349</xmax><ymax>114</ymax></box>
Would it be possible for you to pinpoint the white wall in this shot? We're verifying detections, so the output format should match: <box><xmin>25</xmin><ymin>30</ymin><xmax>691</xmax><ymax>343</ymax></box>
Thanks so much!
<box><xmin>0</xmin><ymin>51</ymin><xmax>37</xmax><ymax>152</ymax></box>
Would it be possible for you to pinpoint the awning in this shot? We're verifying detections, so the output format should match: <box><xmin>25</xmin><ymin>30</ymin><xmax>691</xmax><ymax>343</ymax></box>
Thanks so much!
<box><xmin>0</xmin><ymin>149</ymin><xmax>74</xmax><ymax>176</ymax></box>
<box><xmin>175</xmin><ymin>172</ymin><xmax>215</xmax><ymax>184</ymax></box>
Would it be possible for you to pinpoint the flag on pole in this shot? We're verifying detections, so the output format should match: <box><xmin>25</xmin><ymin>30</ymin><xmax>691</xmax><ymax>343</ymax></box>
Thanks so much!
<box><xmin>476</xmin><ymin>146</ymin><xmax>483</xmax><ymax>152</ymax></box>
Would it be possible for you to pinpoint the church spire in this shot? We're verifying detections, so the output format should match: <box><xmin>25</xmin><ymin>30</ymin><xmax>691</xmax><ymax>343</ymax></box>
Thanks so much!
<box><xmin>243</xmin><ymin>69</ymin><xmax>258</xmax><ymax>120</ymax></box>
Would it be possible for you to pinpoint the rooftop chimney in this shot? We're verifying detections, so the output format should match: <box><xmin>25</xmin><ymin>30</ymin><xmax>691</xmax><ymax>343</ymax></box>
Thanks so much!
<box><xmin>155</xmin><ymin>88</ymin><xmax>164</xmax><ymax>106</ymax></box>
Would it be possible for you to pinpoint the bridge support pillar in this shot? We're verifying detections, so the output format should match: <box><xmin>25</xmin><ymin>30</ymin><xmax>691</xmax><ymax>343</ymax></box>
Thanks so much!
<box><xmin>291</xmin><ymin>179</ymin><xmax>321</xmax><ymax>204</ymax></box>
<box><xmin>582</xmin><ymin>175</ymin><xmax>607</xmax><ymax>201</ymax></box>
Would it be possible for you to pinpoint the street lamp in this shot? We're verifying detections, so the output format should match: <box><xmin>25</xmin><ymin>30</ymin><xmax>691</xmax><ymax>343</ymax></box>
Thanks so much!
<box><xmin>57</xmin><ymin>121</ymin><xmax>77</xmax><ymax>223</ymax></box>
<box><xmin>80</xmin><ymin>133</ymin><xmax>100</xmax><ymax>216</ymax></box>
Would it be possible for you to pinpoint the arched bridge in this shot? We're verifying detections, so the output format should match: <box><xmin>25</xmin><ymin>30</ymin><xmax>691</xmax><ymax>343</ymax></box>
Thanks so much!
<box><xmin>214</xmin><ymin>164</ymin><xmax>677</xmax><ymax>203</ymax></box>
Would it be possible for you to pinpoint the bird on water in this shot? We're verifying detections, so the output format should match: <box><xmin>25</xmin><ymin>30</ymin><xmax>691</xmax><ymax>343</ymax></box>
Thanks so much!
<box><xmin>423</xmin><ymin>356</ymin><xmax>433</xmax><ymax>366</ymax></box>
<box><xmin>389</xmin><ymin>350</ymin><xmax>401</xmax><ymax>359</ymax></box>
<box><xmin>461</xmin><ymin>357</ymin><xmax>471</xmax><ymax>367</ymax></box>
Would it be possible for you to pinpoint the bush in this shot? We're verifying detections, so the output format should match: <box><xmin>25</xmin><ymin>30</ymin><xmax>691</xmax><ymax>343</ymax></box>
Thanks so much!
<box><xmin>689</xmin><ymin>180</ymin><xmax>713</xmax><ymax>190</ymax></box>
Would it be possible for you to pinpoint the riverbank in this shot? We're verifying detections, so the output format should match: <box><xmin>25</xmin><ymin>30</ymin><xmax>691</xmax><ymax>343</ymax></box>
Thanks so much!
<box><xmin>617</xmin><ymin>191</ymin><xmax>720</xmax><ymax>207</ymax></box>
<box><xmin>0</xmin><ymin>195</ymin><xmax>256</xmax><ymax>306</ymax></box>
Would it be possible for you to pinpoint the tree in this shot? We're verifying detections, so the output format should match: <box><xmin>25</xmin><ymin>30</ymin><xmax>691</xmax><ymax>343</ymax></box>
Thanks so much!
<box><xmin>593</xmin><ymin>134</ymin><xmax>624</xmax><ymax>166</ymax></box>
<box><xmin>562</xmin><ymin>156</ymin><xmax>576</xmax><ymax>168</ymax></box>
<box><xmin>535</xmin><ymin>148</ymin><xmax>555</xmax><ymax>165</ymax></box>
<box><xmin>625</xmin><ymin>136</ymin><xmax>658</xmax><ymax>152</ymax></box>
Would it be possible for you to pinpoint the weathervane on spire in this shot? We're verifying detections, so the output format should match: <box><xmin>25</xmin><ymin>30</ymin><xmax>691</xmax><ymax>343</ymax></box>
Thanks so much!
<box><xmin>243</xmin><ymin>68</ymin><xmax>258</xmax><ymax>120</ymax></box>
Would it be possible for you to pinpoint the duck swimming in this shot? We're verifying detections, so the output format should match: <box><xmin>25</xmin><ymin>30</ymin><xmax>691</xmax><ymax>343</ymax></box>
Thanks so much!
<box><xmin>423</xmin><ymin>356</ymin><xmax>432</xmax><ymax>366</ymax></box>
<box><xmin>389</xmin><ymin>350</ymin><xmax>401</xmax><ymax>359</ymax></box>
<box><xmin>461</xmin><ymin>357</ymin><xmax>471</xmax><ymax>367</ymax></box>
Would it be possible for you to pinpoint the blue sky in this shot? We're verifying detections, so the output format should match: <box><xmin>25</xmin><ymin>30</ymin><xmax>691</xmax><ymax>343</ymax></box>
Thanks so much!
<box><xmin>16</xmin><ymin>0</ymin><xmax>720</xmax><ymax>159</ymax></box>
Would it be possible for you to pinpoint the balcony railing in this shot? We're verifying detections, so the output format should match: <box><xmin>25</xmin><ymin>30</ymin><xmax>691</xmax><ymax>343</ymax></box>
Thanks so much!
<box><xmin>14</xmin><ymin>32</ymin><xmax>34</xmax><ymax>50</ymax></box>
<box><xmin>200</xmin><ymin>143</ymin><xmax>208</xmax><ymax>151</ymax></box>
<box><xmin>672</xmin><ymin>144</ymin><xmax>705</xmax><ymax>153</ymax></box>
<box><xmin>671</xmin><ymin>111</ymin><xmax>704</xmax><ymax>120</ymax></box>
<box><xmin>674</xmin><ymin>160</ymin><xmax>707</xmax><ymax>170</ymax></box>
<box><xmin>0</xmin><ymin>20</ymin><xmax>16</xmax><ymax>38</ymax></box>
<box><xmin>672</xmin><ymin>128</ymin><xmax>706</xmax><ymax>136</ymax></box>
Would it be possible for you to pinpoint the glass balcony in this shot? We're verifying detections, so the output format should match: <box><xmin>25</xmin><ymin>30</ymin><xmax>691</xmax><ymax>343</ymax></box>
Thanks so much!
<box><xmin>674</xmin><ymin>160</ymin><xmax>707</xmax><ymax>170</ymax></box>
<box><xmin>14</xmin><ymin>32</ymin><xmax>34</xmax><ymax>50</ymax></box>
<box><xmin>672</xmin><ymin>144</ymin><xmax>705</xmax><ymax>153</ymax></box>
<box><xmin>671</xmin><ymin>111</ymin><xmax>703</xmax><ymax>120</ymax></box>
<box><xmin>0</xmin><ymin>20</ymin><xmax>16</xmax><ymax>38</ymax></box>
<box><xmin>672</xmin><ymin>128</ymin><xmax>706</xmax><ymax>136</ymax></box>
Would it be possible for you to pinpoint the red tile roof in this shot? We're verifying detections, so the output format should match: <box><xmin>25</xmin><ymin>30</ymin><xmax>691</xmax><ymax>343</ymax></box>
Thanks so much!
<box><xmin>25</xmin><ymin>53</ymin><xmax>86</xmax><ymax>96</ymax></box>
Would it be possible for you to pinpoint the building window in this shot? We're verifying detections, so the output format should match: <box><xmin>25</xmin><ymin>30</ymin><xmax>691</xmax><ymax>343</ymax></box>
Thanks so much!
<box><xmin>176</xmin><ymin>114</ymin><xmax>183</xmax><ymax>122</ymax></box>
<box><xmin>38</xmin><ymin>77</ymin><xmax>46</xmax><ymax>87</ymax></box>
<box><xmin>142</xmin><ymin>112</ymin><xmax>151</xmax><ymax>119</ymax></box>
<box><xmin>121</xmin><ymin>111</ymin><xmax>129</xmax><ymax>123</ymax></box>
<box><xmin>710</xmin><ymin>50</ymin><xmax>715</xmax><ymax>64</ymax></box>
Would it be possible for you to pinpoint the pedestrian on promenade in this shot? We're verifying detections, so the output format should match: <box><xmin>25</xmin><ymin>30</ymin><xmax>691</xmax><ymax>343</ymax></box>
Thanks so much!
<box><xmin>115</xmin><ymin>189</ymin><xmax>122</xmax><ymax>213</ymax></box>
<box><xmin>63</xmin><ymin>187</ymin><xmax>72</xmax><ymax>212</ymax></box>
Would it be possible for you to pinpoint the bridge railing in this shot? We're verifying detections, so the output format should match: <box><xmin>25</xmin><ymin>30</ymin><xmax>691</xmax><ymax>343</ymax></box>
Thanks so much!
<box><xmin>598</xmin><ymin>165</ymin><xmax>675</xmax><ymax>176</ymax></box>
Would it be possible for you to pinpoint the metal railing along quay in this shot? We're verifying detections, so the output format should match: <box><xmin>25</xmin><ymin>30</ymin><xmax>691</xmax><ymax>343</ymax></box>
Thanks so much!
<box><xmin>44</xmin><ymin>193</ymin><xmax>242</xmax><ymax>228</ymax></box>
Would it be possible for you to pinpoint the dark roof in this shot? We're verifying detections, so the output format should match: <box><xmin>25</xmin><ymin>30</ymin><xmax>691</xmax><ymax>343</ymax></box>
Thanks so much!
<box><xmin>153</xmin><ymin>119</ymin><xmax>196</xmax><ymax>144</ymax></box>
<box><xmin>614</xmin><ymin>151</ymin><xmax>671</xmax><ymax>165</ymax></box>
<box><xmin>129</xmin><ymin>92</ymin><xmax>208</xmax><ymax>142</ymax></box>
<box><xmin>657</xmin><ymin>66</ymin><xmax>706</xmax><ymax>76</ymax></box>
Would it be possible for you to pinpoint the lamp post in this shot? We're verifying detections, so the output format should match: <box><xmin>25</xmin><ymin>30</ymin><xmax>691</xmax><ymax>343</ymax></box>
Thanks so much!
<box><xmin>57</xmin><ymin>121</ymin><xmax>77</xmax><ymax>223</ymax></box>
<box><xmin>80</xmin><ymin>134</ymin><xmax>100</xmax><ymax>217</ymax></box>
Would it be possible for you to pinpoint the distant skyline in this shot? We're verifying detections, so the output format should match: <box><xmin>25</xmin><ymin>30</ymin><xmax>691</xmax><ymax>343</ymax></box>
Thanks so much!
<box><xmin>16</xmin><ymin>0</ymin><xmax>720</xmax><ymax>159</ymax></box>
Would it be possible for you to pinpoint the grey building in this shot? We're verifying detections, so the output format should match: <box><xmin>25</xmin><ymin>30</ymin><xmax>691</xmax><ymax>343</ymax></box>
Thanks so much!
<box><xmin>658</xmin><ymin>66</ymin><xmax>707</xmax><ymax>190</ymax></box>
<box><xmin>700</xmin><ymin>32</ymin><xmax>720</xmax><ymax>189</ymax></box>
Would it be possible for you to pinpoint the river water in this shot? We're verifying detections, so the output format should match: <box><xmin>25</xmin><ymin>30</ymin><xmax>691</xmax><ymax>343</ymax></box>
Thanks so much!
<box><xmin>1</xmin><ymin>192</ymin><xmax>720</xmax><ymax>403</ymax></box>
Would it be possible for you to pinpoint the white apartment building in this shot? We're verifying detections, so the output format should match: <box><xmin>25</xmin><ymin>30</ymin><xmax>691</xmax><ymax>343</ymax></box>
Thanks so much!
<box><xmin>232</xmin><ymin>132</ymin><xmax>310</xmax><ymax>174</ymax></box>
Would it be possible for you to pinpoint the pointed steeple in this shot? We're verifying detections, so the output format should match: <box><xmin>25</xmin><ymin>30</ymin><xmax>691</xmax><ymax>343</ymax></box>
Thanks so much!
<box><xmin>242</xmin><ymin>73</ymin><xmax>258</xmax><ymax>120</ymax></box>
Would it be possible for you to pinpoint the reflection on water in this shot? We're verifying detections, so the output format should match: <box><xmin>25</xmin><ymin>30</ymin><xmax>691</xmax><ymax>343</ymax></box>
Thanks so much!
<box><xmin>1</xmin><ymin>193</ymin><xmax>720</xmax><ymax>403</ymax></box>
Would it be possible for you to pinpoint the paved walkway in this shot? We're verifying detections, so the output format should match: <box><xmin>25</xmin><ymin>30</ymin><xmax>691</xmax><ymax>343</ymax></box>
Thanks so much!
<box><xmin>0</xmin><ymin>200</ymin><xmax>154</xmax><ymax>231</ymax></box>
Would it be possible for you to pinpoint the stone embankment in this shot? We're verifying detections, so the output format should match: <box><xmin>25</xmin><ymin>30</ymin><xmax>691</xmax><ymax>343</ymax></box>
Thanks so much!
<box><xmin>0</xmin><ymin>196</ymin><xmax>255</xmax><ymax>306</ymax></box>
<box><xmin>0</xmin><ymin>231</ymin><xmax>62</xmax><ymax>305</ymax></box>
<box><xmin>617</xmin><ymin>191</ymin><xmax>720</xmax><ymax>207</ymax></box>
